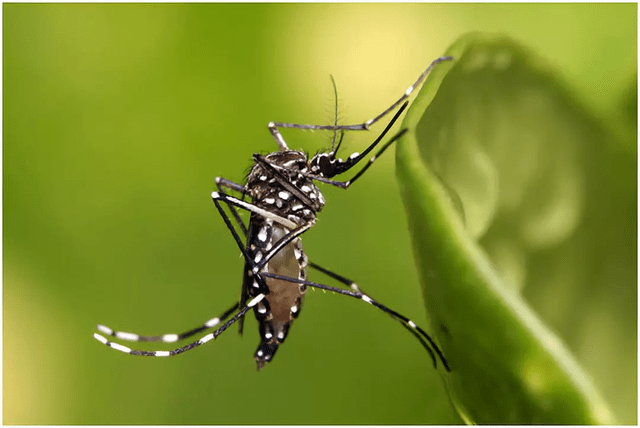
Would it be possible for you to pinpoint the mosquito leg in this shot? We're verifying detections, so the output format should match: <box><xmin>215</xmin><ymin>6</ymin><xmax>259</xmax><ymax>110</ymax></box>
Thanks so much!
<box><xmin>339</xmin><ymin>128</ymin><xmax>408</xmax><ymax>188</ymax></box>
<box><xmin>96</xmin><ymin>302</ymin><xmax>240</xmax><ymax>344</ymax></box>
<box><xmin>309</xmin><ymin>261</ymin><xmax>362</xmax><ymax>292</ymax></box>
<box><xmin>93</xmin><ymin>294</ymin><xmax>266</xmax><ymax>357</ymax></box>
<box><xmin>211</xmin><ymin>191</ymin><xmax>297</xmax><ymax>229</ymax></box>
<box><xmin>270</xmin><ymin>56</ymin><xmax>453</xmax><ymax>134</ymax></box>
<box><xmin>308</xmin><ymin>261</ymin><xmax>443</xmax><ymax>366</ymax></box>
<box><xmin>215</xmin><ymin>177</ymin><xmax>249</xmax><ymax>236</ymax></box>
<box><xmin>329</xmin><ymin>100</ymin><xmax>408</xmax><ymax>177</ymax></box>
<box><xmin>260</xmin><ymin>272</ymin><xmax>450</xmax><ymax>371</ymax></box>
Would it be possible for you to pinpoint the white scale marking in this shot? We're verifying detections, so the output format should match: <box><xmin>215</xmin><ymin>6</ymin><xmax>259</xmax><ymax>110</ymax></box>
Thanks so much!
<box><xmin>94</xmin><ymin>333</ymin><xmax>108</xmax><ymax>345</ymax></box>
<box><xmin>264</xmin><ymin>197</ymin><xmax>275</xmax><ymax>204</ymax></box>
<box><xmin>253</xmin><ymin>280</ymin><xmax>259</xmax><ymax>289</ymax></box>
<box><xmin>211</xmin><ymin>192</ymin><xmax>296</xmax><ymax>229</ymax></box>
<box><xmin>199</xmin><ymin>333</ymin><xmax>214</xmax><ymax>344</ymax></box>
<box><xmin>257</xmin><ymin>350</ymin><xmax>264</xmax><ymax>357</ymax></box>
<box><xmin>349</xmin><ymin>152</ymin><xmax>359</xmax><ymax>159</ymax></box>
<box><xmin>277</xmin><ymin>332</ymin><xmax>285</xmax><ymax>340</ymax></box>
<box><xmin>155</xmin><ymin>351</ymin><xmax>170</xmax><ymax>357</ymax></box>
<box><xmin>408</xmin><ymin>320</ymin><xmax>417</xmax><ymax>329</ymax></box>
<box><xmin>362</xmin><ymin>295</ymin><xmax>373</xmax><ymax>304</ymax></box>
<box><xmin>254</xmin><ymin>252</ymin><xmax>263</xmax><ymax>263</ymax></box>
<box><xmin>278</xmin><ymin>191</ymin><xmax>290</xmax><ymax>200</ymax></box>
<box><xmin>205</xmin><ymin>317</ymin><xmax>220</xmax><ymax>327</ymax></box>
<box><xmin>115</xmin><ymin>331</ymin><xmax>139</xmax><ymax>341</ymax></box>
<box><xmin>257</xmin><ymin>304</ymin><xmax>267</xmax><ymax>314</ymax></box>
<box><xmin>110</xmin><ymin>342</ymin><xmax>132</xmax><ymax>354</ymax></box>
<box><xmin>163</xmin><ymin>334</ymin><xmax>179</xmax><ymax>343</ymax></box>
<box><xmin>248</xmin><ymin>294</ymin><xmax>265</xmax><ymax>307</ymax></box>
<box><xmin>301</xmin><ymin>185</ymin><xmax>311</xmax><ymax>193</ymax></box>
<box><xmin>276</xmin><ymin>199</ymin><xmax>283</xmax><ymax>208</ymax></box>
<box><xmin>97</xmin><ymin>325</ymin><xmax>113</xmax><ymax>335</ymax></box>
<box><xmin>291</xmin><ymin>306</ymin><xmax>298</xmax><ymax>313</ymax></box>
<box><xmin>258</xmin><ymin>228</ymin><xmax>268</xmax><ymax>242</ymax></box>
<box><xmin>260</xmin><ymin>175</ymin><xmax>267</xmax><ymax>181</ymax></box>
<box><xmin>292</xmin><ymin>204</ymin><xmax>303</xmax><ymax>211</ymax></box>
<box><xmin>265</xmin><ymin>333</ymin><xmax>273</xmax><ymax>340</ymax></box>
<box><xmin>405</xmin><ymin>85</ymin><xmax>414</xmax><ymax>96</ymax></box>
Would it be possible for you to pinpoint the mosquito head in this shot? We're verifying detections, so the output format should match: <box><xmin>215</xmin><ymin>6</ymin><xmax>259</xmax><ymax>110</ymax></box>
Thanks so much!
<box><xmin>309</xmin><ymin>150</ymin><xmax>359</xmax><ymax>178</ymax></box>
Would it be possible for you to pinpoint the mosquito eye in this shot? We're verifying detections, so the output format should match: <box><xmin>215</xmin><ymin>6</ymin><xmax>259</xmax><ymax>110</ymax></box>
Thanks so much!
<box><xmin>311</xmin><ymin>154</ymin><xmax>334</xmax><ymax>176</ymax></box>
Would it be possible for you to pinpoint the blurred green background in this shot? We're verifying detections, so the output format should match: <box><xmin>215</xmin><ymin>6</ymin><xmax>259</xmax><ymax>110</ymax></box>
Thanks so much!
<box><xmin>3</xmin><ymin>4</ymin><xmax>636</xmax><ymax>424</ymax></box>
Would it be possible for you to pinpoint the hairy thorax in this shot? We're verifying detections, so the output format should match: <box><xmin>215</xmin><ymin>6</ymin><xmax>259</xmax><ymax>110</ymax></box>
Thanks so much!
<box><xmin>246</xmin><ymin>151</ymin><xmax>325</xmax><ymax>226</ymax></box>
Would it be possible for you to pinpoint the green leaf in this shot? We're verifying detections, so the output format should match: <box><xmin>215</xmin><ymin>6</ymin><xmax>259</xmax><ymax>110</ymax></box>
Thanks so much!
<box><xmin>396</xmin><ymin>33</ymin><xmax>617</xmax><ymax>424</ymax></box>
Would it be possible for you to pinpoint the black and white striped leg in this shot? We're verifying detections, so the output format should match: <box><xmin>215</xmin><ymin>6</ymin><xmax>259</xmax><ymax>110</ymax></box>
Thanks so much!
<box><xmin>309</xmin><ymin>261</ymin><xmax>362</xmax><ymax>292</ymax></box>
<box><xmin>93</xmin><ymin>294</ymin><xmax>266</xmax><ymax>357</ymax></box>
<box><xmin>215</xmin><ymin>177</ymin><xmax>249</xmax><ymax>236</ymax></box>
<box><xmin>267</xmin><ymin>56</ymin><xmax>454</xmax><ymax>149</ymax></box>
<box><xmin>308</xmin><ymin>262</ymin><xmax>441</xmax><ymax>366</ymax></box>
<box><xmin>95</xmin><ymin>302</ymin><xmax>240</xmax><ymax>344</ymax></box>
<box><xmin>211</xmin><ymin>191</ymin><xmax>297</xmax><ymax>230</ymax></box>
<box><xmin>260</xmin><ymin>272</ymin><xmax>450</xmax><ymax>371</ymax></box>
<box><xmin>210</xmin><ymin>194</ymin><xmax>272</xmax><ymax>298</ymax></box>
<box><xmin>308</xmin><ymin>263</ymin><xmax>442</xmax><ymax>368</ymax></box>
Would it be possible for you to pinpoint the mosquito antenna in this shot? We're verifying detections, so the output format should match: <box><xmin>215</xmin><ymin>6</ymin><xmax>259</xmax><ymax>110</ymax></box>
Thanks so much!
<box><xmin>329</xmin><ymin>74</ymin><xmax>339</xmax><ymax>154</ymax></box>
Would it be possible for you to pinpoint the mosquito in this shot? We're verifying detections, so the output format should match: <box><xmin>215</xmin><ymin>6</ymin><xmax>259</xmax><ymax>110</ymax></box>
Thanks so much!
<box><xmin>94</xmin><ymin>56</ymin><xmax>453</xmax><ymax>371</ymax></box>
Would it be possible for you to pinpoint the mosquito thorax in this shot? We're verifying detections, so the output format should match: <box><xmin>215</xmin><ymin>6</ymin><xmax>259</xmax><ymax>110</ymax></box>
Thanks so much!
<box><xmin>246</xmin><ymin>150</ymin><xmax>326</xmax><ymax>220</ymax></box>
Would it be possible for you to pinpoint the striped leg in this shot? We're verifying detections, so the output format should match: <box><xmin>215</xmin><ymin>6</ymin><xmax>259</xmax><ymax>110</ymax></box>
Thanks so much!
<box><xmin>308</xmin><ymin>261</ymin><xmax>444</xmax><ymax>367</ymax></box>
<box><xmin>267</xmin><ymin>56</ymin><xmax>454</xmax><ymax>150</ymax></box>
<box><xmin>215</xmin><ymin>177</ymin><xmax>249</xmax><ymax>236</ymax></box>
<box><xmin>95</xmin><ymin>301</ymin><xmax>239</xmax><ymax>344</ymax></box>
<box><xmin>260</xmin><ymin>272</ymin><xmax>450</xmax><ymax>371</ymax></box>
<box><xmin>93</xmin><ymin>294</ymin><xmax>266</xmax><ymax>357</ymax></box>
